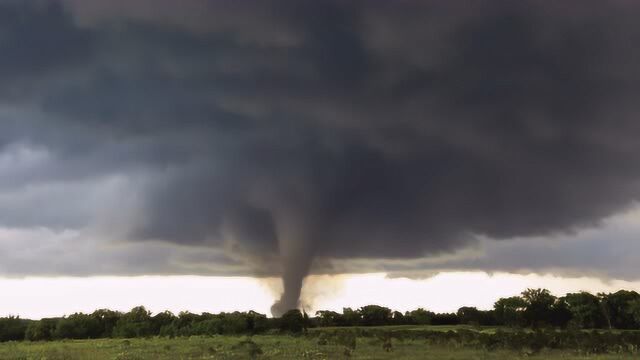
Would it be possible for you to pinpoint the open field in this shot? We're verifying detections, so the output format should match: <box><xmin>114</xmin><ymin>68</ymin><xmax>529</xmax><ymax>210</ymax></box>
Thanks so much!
<box><xmin>308</xmin><ymin>324</ymin><xmax>502</xmax><ymax>333</ymax></box>
<box><xmin>1</xmin><ymin>330</ymin><xmax>639</xmax><ymax>360</ymax></box>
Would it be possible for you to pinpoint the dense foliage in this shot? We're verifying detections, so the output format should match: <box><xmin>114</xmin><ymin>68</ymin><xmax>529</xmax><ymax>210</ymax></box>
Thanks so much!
<box><xmin>1</xmin><ymin>289</ymin><xmax>639</xmax><ymax>342</ymax></box>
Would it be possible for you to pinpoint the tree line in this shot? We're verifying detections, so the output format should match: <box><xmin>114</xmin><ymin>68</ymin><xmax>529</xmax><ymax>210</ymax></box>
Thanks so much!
<box><xmin>1</xmin><ymin>288</ymin><xmax>639</xmax><ymax>342</ymax></box>
<box><xmin>316</xmin><ymin>289</ymin><xmax>640</xmax><ymax>330</ymax></box>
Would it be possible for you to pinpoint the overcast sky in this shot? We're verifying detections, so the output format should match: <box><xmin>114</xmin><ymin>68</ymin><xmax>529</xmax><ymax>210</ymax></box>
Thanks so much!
<box><xmin>2</xmin><ymin>0</ymin><xmax>640</xmax><ymax>315</ymax></box>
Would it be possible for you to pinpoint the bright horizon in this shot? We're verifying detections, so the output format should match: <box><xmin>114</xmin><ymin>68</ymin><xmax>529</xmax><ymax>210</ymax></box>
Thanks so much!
<box><xmin>3</xmin><ymin>272</ymin><xmax>640</xmax><ymax>320</ymax></box>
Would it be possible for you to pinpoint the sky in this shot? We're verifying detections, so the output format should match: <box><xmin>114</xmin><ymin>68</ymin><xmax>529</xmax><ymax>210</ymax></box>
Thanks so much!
<box><xmin>2</xmin><ymin>0</ymin><xmax>640</xmax><ymax>317</ymax></box>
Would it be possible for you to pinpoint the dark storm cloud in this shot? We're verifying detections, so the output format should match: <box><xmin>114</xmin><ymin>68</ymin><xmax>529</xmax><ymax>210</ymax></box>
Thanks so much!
<box><xmin>2</xmin><ymin>0</ymin><xmax>640</xmax><ymax>313</ymax></box>
<box><xmin>0</xmin><ymin>1</ymin><xmax>94</xmax><ymax>104</ymax></box>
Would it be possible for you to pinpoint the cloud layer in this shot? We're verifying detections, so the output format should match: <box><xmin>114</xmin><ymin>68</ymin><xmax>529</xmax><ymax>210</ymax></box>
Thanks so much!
<box><xmin>2</xmin><ymin>0</ymin><xmax>640</xmax><ymax>312</ymax></box>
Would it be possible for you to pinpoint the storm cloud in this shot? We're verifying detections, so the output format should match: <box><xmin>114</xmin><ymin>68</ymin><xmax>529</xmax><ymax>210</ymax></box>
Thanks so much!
<box><xmin>2</xmin><ymin>0</ymin><xmax>640</xmax><ymax>314</ymax></box>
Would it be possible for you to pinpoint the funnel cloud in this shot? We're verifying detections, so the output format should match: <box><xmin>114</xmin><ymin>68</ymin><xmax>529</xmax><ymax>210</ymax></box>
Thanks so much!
<box><xmin>2</xmin><ymin>1</ymin><xmax>640</xmax><ymax>315</ymax></box>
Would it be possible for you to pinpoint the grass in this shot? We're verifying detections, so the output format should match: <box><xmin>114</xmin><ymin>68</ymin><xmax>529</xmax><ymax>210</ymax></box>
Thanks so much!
<box><xmin>0</xmin><ymin>334</ymin><xmax>638</xmax><ymax>360</ymax></box>
<box><xmin>309</xmin><ymin>324</ymin><xmax>502</xmax><ymax>333</ymax></box>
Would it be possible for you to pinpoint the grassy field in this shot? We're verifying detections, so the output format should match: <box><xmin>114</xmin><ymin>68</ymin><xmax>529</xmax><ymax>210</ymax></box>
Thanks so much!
<box><xmin>0</xmin><ymin>333</ymin><xmax>638</xmax><ymax>360</ymax></box>
<box><xmin>308</xmin><ymin>324</ymin><xmax>502</xmax><ymax>333</ymax></box>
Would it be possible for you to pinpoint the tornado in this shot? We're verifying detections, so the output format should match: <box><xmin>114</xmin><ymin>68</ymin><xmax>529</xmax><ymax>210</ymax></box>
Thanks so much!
<box><xmin>268</xmin><ymin>199</ymin><xmax>319</xmax><ymax>317</ymax></box>
<box><xmin>270</xmin><ymin>256</ymin><xmax>311</xmax><ymax>317</ymax></box>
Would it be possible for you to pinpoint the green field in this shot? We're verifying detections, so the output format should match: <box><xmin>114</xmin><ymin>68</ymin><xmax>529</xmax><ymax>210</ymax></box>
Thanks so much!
<box><xmin>308</xmin><ymin>324</ymin><xmax>501</xmax><ymax>333</ymax></box>
<box><xmin>1</xmin><ymin>330</ymin><xmax>638</xmax><ymax>360</ymax></box>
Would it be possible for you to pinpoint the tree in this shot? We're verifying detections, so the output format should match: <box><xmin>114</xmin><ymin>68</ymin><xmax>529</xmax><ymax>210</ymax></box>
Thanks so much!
<box><xmin>0</xmin><ymin>317</ymin><xmax>29</xmax><ymax>342</ymax></box>
<box><xmin>550</xmin><ymin>298</ymin><xmax>572</xmax><ymax>328</ymax></box>
<box><xmin>628</xmin><ymin>299</ymin><xmax>640</xmax><ymax>329</ymax></box>
<box><xmin>600</xmin><ymin>291</ymin><xmax>640</xmax><ymax>329</ymax></box>
<box><xmin>219</xmin><ymin>312</ymin><xmax>251</xmax><ymax>334</ymax></box>
<box><xmin>478</xmin><ymin>310</ymin><xmax>498</xmax><ymax>326</ymax></box>
<box><xmin>405</xmin><ymin>308</ymin><xmax>433</xmax><ymax>325</ymax></box>
<box><xmin>315</xmin><ymin>310</ymin><xmax>342</xmax><ymax>327</ymax></box>
<box><xmin>25</xmin><ymin>318</ymin><xmax>57</xmax><ymax>341</ymax></box>
<box><xmin>342</xmin><ymin>308</ymin><xmax>361</xmax><ymax>326</ymax></box>
<box><xmin>112</xmin><ymin>306</ymin><xmax>153</xmax><ymax>338</ymax></box>
<box><xmin>279</xmin><ymin>309</ymin><xmax>305</xmax><ymax>334</ymax></box>
<box><xmin>151</xmin><ymin>311</ymin><xmax>176</xmax><ymax>335</ymax></box>
<box><xmin>359</xmin><ymin>305</ymin><xmax>392</xmax><ymax>326</ymax></box>
<box><xmin>391</xmin><ymin>311</ymin><xmax>405</xmax><ymax>325</ymax></box>
<box><xmin>455</xmin><ymin>308</ymin><xmax>499</xmax><ymax>326</ymax></box>
<box><xmin>246</xmin><ymin>311</ymin><xmax>269</xmax><ymax>334</ymax></box>
<box><xmin>521</xmin><ymin>289</ymin><xmax>556</xmax><ymax>328</ymax></box>
<box><xmin>457</xmin><ymin>307</ymin><xmax>481</xmax><ymax>325</ymax></box>
<box><xmin>53</xmin><ymin>313</ymin><xmax>102</xmax><ymax>339</ymax></box>
<box><xmin>562</xmin><ymin>292</ymin><xmax>606</xmax><ymax>329</ymax></box>
<box><xmin>91</xmin><ymin>309</ymin><xmax>122</xmax><ymax>337</ymax></box>
<box><xmin>431</xmin><ymin>313</ymin><xmax>460</xmax><ymax>325</ymax></box>
<box><xmin>494</xmin><ymin>296</ymin><xmax>526</xmax><ymax>327</ymax></box>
